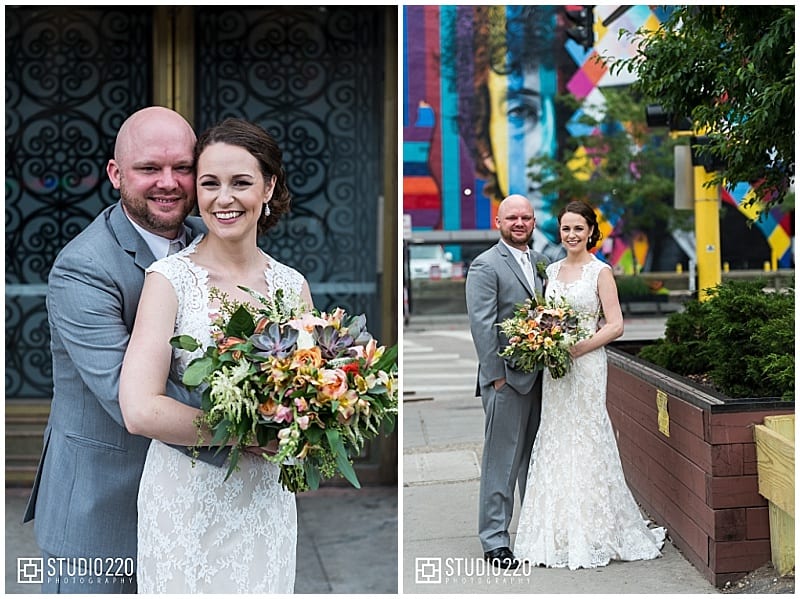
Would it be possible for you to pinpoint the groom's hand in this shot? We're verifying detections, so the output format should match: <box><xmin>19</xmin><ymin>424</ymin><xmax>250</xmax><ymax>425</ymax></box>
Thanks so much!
<box><xmin>493</xmin><ymin>377</ymin><xmax>506</xmax><ymax>391</ymax></box>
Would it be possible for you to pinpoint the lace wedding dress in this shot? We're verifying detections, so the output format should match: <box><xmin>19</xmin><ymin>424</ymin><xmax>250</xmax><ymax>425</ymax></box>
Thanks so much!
<box><xmin>137</xmin><ymin>237</ymin><xmax>299</xmax><ymax>593</ymax></box>
<box><xmin>514</xmin><ymin>256</ymin><xmax>666</xmax><ymax>570</ymax></box>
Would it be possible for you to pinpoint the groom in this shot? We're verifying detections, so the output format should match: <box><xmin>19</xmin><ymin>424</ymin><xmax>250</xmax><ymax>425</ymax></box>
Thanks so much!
<box><xmin>23</xmin><ymin>107</ymin><xmax>223</xmax><ymax>593</ymax></box>
<box><xmin>465</xmin><ymin>194</ymin><xmax>548</xmax><ymax>569</ymax></box>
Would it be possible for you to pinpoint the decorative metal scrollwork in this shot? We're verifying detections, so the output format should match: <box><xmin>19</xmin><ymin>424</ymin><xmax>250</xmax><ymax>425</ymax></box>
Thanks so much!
<box><xmin>5</xmin><ymin>7</ymin><xmax>151</xmax><ymax>397</ymax></box>
<box><xmin>6</xmin><ymin>7</ymin><xmax>388</xmax><ymax>399</ymax></box>
<box><xmin>195</xmin><ymin>7</ymin><xmax>386</xmax><ymax>328</ymax></box>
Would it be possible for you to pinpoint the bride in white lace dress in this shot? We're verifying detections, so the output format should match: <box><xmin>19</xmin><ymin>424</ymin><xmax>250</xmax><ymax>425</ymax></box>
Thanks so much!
<box><xmin>120</xmin><ymin>118</ymin><xmax>312</xmax><ymax>592</ymax></box>
<box><xmin>513</xmin><ymin>200</ymin><xmax>665</xmax><ymax>570</ymax></box>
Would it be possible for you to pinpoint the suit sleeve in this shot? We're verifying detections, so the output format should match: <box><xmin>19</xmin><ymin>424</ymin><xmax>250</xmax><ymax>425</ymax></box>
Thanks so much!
<box><xmin>465</xmin><ymin>256</ymin><xmax>505</xmax><ymax>384</ymax></box>
<box><xmin>47</xmin><ymin>248</ymin><xmax>198</xmax><ymax>429</ymax></box>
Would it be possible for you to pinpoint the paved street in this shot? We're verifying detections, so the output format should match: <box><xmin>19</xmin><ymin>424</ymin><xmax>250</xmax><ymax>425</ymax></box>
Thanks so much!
<box><xmin>6</xmin><ymin>484</ymin><xmax>397</xmax><ymax>594</ymax></box>
<box><xmin>402</xmin><ymin>313</ymin><xmax>720</xmax><ymax>594</ymax></box>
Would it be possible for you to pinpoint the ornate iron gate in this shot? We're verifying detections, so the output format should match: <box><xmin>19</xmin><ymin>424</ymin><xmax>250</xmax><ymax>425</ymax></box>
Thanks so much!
<box><xmin>6</xmin><ymin>7</ymin><xmax>153</xmax><ymax>397</ymax></box>
<box><xmin>195</xmin><ymin>7</ymin><xmax>386</xmax><ymax>333</ymax></box>
<box><xmin>6</xmin><ymin>6</ymin><xmax>391</xmax><ymax>401</ymax></box>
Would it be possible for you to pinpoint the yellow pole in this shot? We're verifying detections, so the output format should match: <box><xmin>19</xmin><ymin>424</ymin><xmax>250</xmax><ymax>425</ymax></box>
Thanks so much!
<box><xmin>693</xmin><ymin>166</ymin><xmax>722</xmax><ymax>301</ymax></box>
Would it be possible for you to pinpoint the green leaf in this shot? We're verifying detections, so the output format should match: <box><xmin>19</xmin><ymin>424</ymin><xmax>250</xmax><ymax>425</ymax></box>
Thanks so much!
<box><xmin>373</xmin><ymin>344</ymin><xmax>398</xmax><ymax>373</ymax></box>
<box><xmin>182</xmin><ymin>357</ymin><xmax>217</xmax><ymax>387</ymax></box>
<box><xmin>326</xmin><ymin>428</ymin><xmax>360</xmax><ymax>489</ymax></box>
<box><xmin>305</xmin><ymin>462</ymin><xmax>321</xmax><ymax>491</ymax></box>
<box><xmin>236</xmin><ymin>417</ymin><xmax>251</xmax><ymax>439</ymax></box>
<box><xmin>217</xmin><ymin>351</ymin><xmax>236</xmax><ymax>364</ymax></box>
<box><xmin>170</xmin><ymin>335</ymin><xmax>201</xmax><ymax>351</ymax></box>
<box><xmin>226</xmin><ymin>304</ymin><xmax>256</xmax><ymax>338</ymax></box>
<box><xmin>211</xmin><ymin>419</ymin><xmax>232</xmax><ymax>446</ymax></box>
<box><xmin>224</xmin><ymin>446</ymin><xmax>240</xmax><ymax>481</ymax></box>
<box><xmin>304</xmin><ymin>427</ymin><xmax>323</xmax><ymax>444</ymax></box>
<box><xmin>200</xmin><ymin>387</ymin><xmax>213</xmax><ymax>412</ymax></box>
<box><xmin>382</xmin><ymin>413</ymin><xmax>396</xmax><ymax>434</ymax></box>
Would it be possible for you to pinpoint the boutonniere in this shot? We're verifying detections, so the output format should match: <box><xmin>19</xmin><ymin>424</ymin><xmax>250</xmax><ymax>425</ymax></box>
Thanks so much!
<box><xmin>535</xmin><ymin>260</ymin><xmax>548</xmax><ymax>282</ymax></box>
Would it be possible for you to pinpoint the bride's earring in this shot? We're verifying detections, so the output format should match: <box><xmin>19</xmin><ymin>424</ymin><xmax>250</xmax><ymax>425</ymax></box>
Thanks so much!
<box><xmin>263</xmin><ymin>203</ymin><xmax>271</xmax><ymax>217</ymax></box>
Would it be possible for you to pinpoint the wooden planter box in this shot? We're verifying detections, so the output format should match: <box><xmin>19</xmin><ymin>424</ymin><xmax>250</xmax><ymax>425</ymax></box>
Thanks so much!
<box><xmin>606</xmin><ymin>346</ymin><xmax>794</xmax><ymax>587</ymax></box>
<box><xmin>754</xmin><ymin>414</ymin><xmax>795</xmax><ymax>576</ymax></box>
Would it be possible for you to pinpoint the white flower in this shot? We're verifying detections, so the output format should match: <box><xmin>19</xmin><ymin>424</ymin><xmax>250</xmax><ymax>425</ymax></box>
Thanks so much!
<box><xmin>295</xmin><ymin>329</ymin><xmax>315</xmax><ymax>350</ymax></box>
<box><xmin>208</xmin><ymin>361</ymin><xmax>258</xmax><ymax>432</ymax></box>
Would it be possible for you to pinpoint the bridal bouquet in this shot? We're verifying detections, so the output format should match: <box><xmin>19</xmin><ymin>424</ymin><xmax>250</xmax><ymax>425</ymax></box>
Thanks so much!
<box><xmin>498</xmin><ymin>296</ymin><xmax>589</xmax><ymax>379</ymax></box>
<box><xmin>171</xmin><ymin>287</ymin><xmax>398</xmax><ymax>493</ymax></box>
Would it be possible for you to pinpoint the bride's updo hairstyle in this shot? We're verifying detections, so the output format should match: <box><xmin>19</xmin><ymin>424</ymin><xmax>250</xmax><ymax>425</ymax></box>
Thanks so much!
<box><xmin>558</xmin><ymin>200</ymin><xmax>602</xmax><ymax>250</ymax></box>
<box><xmin>194</xmin><ymin>118</ymin><xmax>291</xmax><ymax>235</ymax></box>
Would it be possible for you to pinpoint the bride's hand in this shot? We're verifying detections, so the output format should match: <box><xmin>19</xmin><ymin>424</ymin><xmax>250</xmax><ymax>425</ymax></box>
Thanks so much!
<box><xmin>244</xmin><ymin>439</ymin><xmax>279</xmax><ymax>457</ymax></box>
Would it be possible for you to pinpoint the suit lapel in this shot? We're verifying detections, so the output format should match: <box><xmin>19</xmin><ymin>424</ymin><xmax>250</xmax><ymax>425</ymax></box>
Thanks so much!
<box><xmin>495</xmin><ymin>242</ymin><xmax>534</xmax><ymax>296</ymax></box>
<box><xmin>105</xmin><ymin>202</ymin><xmax>157</xmax><ymax>271</ymax></box>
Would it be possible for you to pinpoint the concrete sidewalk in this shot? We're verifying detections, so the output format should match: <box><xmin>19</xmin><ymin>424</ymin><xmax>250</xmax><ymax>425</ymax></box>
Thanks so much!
<box><xmin>6</xmin><ymin>484</ymin><xmax>397</xmax><ymax>594</ymax></box>
<box><xmin>402</xmin><ymin>313</ymin><xmax>720</xmax><ymax>594</ymax></box>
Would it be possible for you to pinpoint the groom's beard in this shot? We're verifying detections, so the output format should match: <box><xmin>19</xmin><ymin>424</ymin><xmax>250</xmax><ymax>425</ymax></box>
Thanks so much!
<box><xmin>119</xmin><ymin>180</ymin><xmax>195</xmax><ymax>236</ymax></box>
<box><xmin>500</xmin><ymin>227</ymin><xmax>533</xmax><ymax>249</ymax></box>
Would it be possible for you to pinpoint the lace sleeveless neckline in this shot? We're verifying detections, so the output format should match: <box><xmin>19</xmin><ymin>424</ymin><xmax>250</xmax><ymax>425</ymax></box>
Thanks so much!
<box><xmin>146</xmin><ymin>234</ymin><xmax>306</xmax><ymax>376</ymax></box>
<box><xmin>545</xmin><ymin>256</ymin><xmax>607</xmax><ymax>329</ymax></box>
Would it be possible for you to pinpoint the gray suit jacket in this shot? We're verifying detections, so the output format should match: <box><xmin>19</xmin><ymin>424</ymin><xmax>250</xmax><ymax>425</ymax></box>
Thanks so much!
<box><xmin>23</xmin><ymin>201</ymin><xmax>217</xmax><ymax>560</ymax></box>
<box><xmin>465</xmin><ymin>241</ymin><xmax>549</xmax><ymax>395</ymax></box>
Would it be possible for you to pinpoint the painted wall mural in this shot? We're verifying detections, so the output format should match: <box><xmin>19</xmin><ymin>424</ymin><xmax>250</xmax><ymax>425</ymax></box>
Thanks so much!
<box><xmin>402</xmin><ymin>5</ymin><xmax>793</xmax><ymax>271</ymax></box>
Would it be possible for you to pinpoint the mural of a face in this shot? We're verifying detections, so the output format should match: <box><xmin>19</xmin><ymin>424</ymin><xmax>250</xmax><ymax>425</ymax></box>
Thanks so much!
<box><xmin>486</xmin><ymin>63</ymin><xmax>556</xmax><ymax>235</ymax></box>
<box><xmin>474</xmin><ymin>5</ymin><xmax>559</xmax><ymax>249</ymax></box>
<box><xmin>403</xmin><ymin>5</ymin><xmax>793</xmax><ymax>270</ymax></box>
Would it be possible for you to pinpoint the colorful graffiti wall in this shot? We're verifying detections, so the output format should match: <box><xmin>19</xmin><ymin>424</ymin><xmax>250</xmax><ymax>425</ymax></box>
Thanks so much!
<box><xmin>402</xmin><ymin>5</ymin><xmax>793</xmax><ymax>271</ymax></box>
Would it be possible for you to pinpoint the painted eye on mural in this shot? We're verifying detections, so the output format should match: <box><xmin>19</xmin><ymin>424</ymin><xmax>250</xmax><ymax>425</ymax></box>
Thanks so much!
<box><xmin>506</xmin><ymin>93</ymin><xmax>542</xmax><ymax>133</ymax></box>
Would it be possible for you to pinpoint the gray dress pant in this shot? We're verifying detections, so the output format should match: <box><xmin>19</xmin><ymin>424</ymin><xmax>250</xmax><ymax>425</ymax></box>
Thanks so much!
<box><xmin>478</xmin><ymin>377</ymin><xmax>542</xmax><ymax>552</ymax></box>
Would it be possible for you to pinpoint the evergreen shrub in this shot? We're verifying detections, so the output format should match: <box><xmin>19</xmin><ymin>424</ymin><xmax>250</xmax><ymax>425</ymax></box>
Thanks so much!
<box><xmin>638</xmin><ymin>278</ymin><xmax>794</xmax><ymax>400</ymax></box>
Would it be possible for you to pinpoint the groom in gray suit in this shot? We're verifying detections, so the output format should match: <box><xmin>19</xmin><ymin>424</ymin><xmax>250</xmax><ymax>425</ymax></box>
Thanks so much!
<box><xmin>23</xmin><ymin>107</ymin><xmax>213</xmax><ymax>593</ymax></box>
<box><xmin>465</xmin><ymin>194</ymin><xmax>548</xmax><ymax>569</ymax></box>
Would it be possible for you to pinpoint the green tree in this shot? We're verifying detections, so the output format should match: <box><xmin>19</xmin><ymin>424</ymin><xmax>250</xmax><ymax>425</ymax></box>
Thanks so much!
<box><xmin>529</xmin><ymin>89</ymin><xmax>689</xmax><ymax>273</ymax></box>
<box><xmin>604</xmin><ymin>6</ymin><xmax>795</xmax><ymax>216</ymax></box>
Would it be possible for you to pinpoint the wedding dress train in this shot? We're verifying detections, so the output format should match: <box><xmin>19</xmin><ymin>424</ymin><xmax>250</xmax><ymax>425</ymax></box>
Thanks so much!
<box><xmin>514</xmin><ymin>257</ymin><xmax>665</xmax><ymax>570</ymax></box>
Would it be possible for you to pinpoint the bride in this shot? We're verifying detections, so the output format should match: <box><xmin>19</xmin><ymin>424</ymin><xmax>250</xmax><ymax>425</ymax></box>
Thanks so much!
<box><xmin>513</xmin><ymin>200</ymin><xmax>665</xmax><ymax>570</ymax></box>
<box><xmin>120</xmin><ymin>118</ymin><xmax>312</xmax><ymax>593</ymax></box>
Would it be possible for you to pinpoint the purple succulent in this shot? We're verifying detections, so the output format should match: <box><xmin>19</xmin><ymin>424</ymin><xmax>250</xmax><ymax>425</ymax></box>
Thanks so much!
<box><xmin>344</xmin><ymin>313</ymin><xmax>373</xmax><ymax>346</ymax></box>
<box><xmin>251</xmin><ymin>323</ymin><xmax>298</xmax><ymax>359</ymax></box>
<box><xmin>314</xmin><ymin>325</ymin><xmax>355</xmax><ymax>360</ymax></box>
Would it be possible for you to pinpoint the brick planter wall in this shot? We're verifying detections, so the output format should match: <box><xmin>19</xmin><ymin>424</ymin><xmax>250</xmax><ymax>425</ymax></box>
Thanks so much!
<box><xmin>606</xmin><ymin>347</ymin><xmax>794</xmax><ymax>587</ymax></box>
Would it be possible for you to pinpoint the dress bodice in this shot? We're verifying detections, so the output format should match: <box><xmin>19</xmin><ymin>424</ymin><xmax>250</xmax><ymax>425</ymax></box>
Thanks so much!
<box><xmin>146</xmin><ymin>235</ymin><xmax>307</xmax><ymax>376</ymax></box>
<box><xmin>545</xmin><ymin>256</ymin><xmax>609</xmax><ymax>331</ymax></box>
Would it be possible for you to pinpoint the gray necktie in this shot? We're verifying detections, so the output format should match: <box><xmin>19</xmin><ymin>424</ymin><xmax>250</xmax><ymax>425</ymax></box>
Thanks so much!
<box><xmin>520</xmin><ymin>251</ymin><xmax>536</xmax><ymax>290</ymax></box>
<box><xmin>167</xmin><ymin>238</ymin><xmax>184</xmax><ymax>256</ymax></box>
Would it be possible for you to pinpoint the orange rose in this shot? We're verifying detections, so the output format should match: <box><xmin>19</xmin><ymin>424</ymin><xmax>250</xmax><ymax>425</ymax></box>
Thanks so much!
<box><xmin>290</xmin><ymin>347</ymin><xmax>323</xmax><ymax>370</ymax></box>
<box><xmin>319</xmin><ymin>368</ymin><xmax>349</xmax><ymax>400</ymax></box>
<box><xmin>258</xmin><ymin>398</ymin><xmax>278</xmax><ymax>418</ymax></box>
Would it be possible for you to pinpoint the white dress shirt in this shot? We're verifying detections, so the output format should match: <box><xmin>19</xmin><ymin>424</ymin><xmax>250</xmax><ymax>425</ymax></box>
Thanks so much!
<box><xmin>126</xmin><ymin>215</ymin><xmax>187</xmax><ymax>261</ymax></box>
<box><xmin>501</xmin><ymin>240</ymin><xmax>535</xmax><ymax>289</ymax></box>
